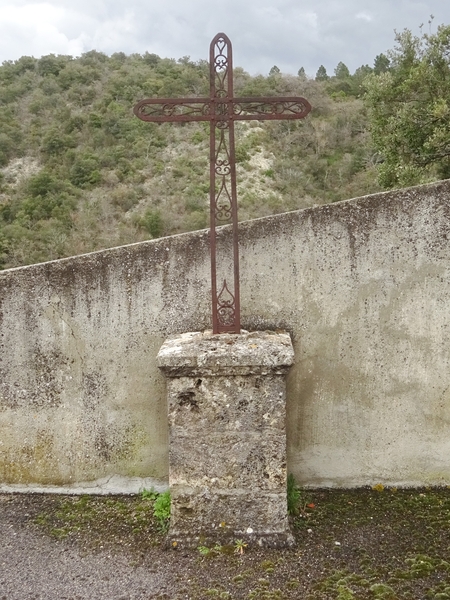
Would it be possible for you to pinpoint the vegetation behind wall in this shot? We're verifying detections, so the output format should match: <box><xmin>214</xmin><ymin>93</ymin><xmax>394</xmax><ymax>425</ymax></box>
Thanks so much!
<box><xmin>0</xmin><ymin>49</ymin><xmax>381</xmax><ymax>269</ymax></box>
<box><xmin>1</xmin><ymin>22</ymin><xmax>449</xmax><ymax>269</ymax></box>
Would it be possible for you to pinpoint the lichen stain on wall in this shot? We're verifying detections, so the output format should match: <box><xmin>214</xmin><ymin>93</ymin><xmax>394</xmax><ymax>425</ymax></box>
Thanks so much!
<box><xmin>0</xmin><ymin>430</ymin><xmax>58</xmax><ymax>484</ymax></box>
<box><xmin>0</xmin><ymin>413</ymin><xmax>156</xmax><ymax>485</ymax></box>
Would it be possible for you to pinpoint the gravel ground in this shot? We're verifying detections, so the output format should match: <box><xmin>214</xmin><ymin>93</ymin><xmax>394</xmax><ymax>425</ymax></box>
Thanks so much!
<box><xmin>1</xmin><ymin>488</ymin><xmax>450</xmax><ymax>600</ymax></box>
<box><xmin>0</xmin><ymin>495</ymin><xmax>168</xmax><ymax>599</ymax></box>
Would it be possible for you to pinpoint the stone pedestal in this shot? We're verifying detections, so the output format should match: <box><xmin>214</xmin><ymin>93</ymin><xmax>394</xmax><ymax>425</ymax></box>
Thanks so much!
<box><xmin>157</xmin><ymin>330</ymin><xmax>294</xmax><ymax>548</ymax></box>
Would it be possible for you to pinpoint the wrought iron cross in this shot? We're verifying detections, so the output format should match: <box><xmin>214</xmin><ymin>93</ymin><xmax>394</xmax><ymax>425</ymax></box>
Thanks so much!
<box><xmin>134</xmin><ymin>33</ymin><xmax>311</xmax><ymax>334</ymax></box>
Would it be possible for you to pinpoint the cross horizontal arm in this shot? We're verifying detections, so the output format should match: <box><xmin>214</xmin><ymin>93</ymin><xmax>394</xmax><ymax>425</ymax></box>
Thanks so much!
<box><xmin>134</xmin><ymin>96</ymin><xmax>312</xmax><ymax>124</ymax></box>
<box><xmin>133</xmin><ymin>98</ymin><xmax>211</xmax><ymax>122</ymax></box>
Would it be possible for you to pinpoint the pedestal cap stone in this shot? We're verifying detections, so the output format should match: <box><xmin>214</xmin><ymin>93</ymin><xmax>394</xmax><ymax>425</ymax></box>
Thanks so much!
<box><xmin>157</xmin><ymin>330</ymin><xmax>294</xmax><ymax>377</ymax></box>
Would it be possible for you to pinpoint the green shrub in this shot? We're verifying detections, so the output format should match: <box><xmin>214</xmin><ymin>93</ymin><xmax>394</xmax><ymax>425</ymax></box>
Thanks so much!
<box><xmin>138</xmin><ymin>209</ymin><xmax>163</xmax><ymax>238</ymax></box>
<box><xmin>70</xmin><ymin>155</ymin><xmax>101</xmax><ymax>188</ymax></box>
<box><xmin>287</xmin><ymin>474</ymin><xmax>301</xmax><ymax>516</ymax></box>
<box><xmin>153</xmin><ymin>491</ymin><xmax>171</xmax><ymax>532</ymax></box>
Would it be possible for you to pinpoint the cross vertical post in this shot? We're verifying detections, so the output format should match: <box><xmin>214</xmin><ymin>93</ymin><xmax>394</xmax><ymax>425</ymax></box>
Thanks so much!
<box><xmin>209</xmin><ymin>34</ymin><xmax>240</xmax><ymax>333</ymax></box>
<box><xmin>134</xmin><ymin>33</ymin><xmax>311</xmax><ymax>334</ymax></box>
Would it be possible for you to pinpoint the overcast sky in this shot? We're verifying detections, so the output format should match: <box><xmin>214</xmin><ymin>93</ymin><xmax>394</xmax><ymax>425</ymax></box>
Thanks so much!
<box><xmin>1</xmin><ymin>0</ymin><xmax>449</xmax><ymax>76</ymax></box>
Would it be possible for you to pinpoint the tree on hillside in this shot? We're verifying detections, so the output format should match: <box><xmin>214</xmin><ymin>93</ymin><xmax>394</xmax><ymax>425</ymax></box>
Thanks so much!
<box><xmin>269</xmin><ymin>65</ymin><xmax>281</xmax><ymax>76</ymax></box>
<box><xmin>351</xmin><ymin>64</ymin><xmax>373</xmax><ymax>95</ymax></box>
<box><xmin>315</xmin><ymin>65</ymin><xmax>329</xmax><ymax>81</ymax></box>
<box><xmin>334</xmin><ymin>62</ymin><xmax>350</xmax><ymax>79</ymax></box>
<box><xmin>373</xmin><ymin>53</ymin><xmax>390</xmax><ymax>74</ymax></box>
<box><xmin>365</xmin><ymin>24</ymin><xmax>450</xmax><ymax>187</ymax></box>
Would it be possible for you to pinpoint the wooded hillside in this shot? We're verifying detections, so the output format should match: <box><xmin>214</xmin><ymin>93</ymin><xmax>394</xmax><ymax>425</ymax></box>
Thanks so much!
<box><xmin>0</xmin><ymin>36</ymin><xmax>439</xmax><ymax>269</ymax></box>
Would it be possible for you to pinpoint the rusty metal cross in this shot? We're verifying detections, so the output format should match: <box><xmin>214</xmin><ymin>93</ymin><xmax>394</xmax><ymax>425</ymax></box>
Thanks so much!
<box><xmin>134</xmin><ymin>33</ymin><xmax>311</xmax><ymax>334</ymax></box>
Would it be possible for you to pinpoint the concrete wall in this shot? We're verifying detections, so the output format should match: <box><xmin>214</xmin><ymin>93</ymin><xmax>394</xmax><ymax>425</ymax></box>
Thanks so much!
<box><xmin>1</xmin><ymin>180</ymin><xmax>449</xmax><ymax>492</ymax></box>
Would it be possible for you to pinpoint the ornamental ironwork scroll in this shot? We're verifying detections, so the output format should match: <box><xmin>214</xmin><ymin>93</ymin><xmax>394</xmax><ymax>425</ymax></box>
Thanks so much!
<box><xmin>134</xmin><ymin>33</ymin><xmax>311</xmax><ymax>334</ymax></box>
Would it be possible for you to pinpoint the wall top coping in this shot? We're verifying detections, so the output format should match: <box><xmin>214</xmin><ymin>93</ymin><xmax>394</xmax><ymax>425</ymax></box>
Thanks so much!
<box><xmin>157</xmin><ymin>330</ymin><xmax>294</xmax><ymax>377</ymax></box>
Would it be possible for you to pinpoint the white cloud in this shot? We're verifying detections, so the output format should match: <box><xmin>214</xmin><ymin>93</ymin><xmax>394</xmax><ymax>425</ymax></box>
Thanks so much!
<box><xmin>356</xmin><ymin>12</ymin><xmax>373</xmax><ymax>22</ymax></box>
<box><xmin>88</xmin><ymin>11</ymin><xmax>136</xmax><ymax>53</ymax></box>
<box><xmin>0</xmin><ymin>0</ymin><xmax>449</xmax><ymax>75</ymax></box>
<box><xmin>0</xmin><ymin>3</ymin><xmax>85</xmax><ymax>58</ymax></box>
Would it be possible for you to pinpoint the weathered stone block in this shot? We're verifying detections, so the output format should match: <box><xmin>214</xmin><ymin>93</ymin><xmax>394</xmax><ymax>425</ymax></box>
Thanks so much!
<box><xmin>169</xmin><ymin>431</ymin><xmax>286</xmax><ymax>491</ymax></box>
<box><xmin>157</xmin><ymin>330</ymin><xmax>294</xmax><ymax>548</ymax></box>
<box><xmin>168</xmin><ymin>375</ymin><xmax>286</xmax><ymax>432</ymax></box>
<box><xmin>169</xmin><ymin>490</ymin><xmax>290</xmax><ymax>548</ymax></box>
